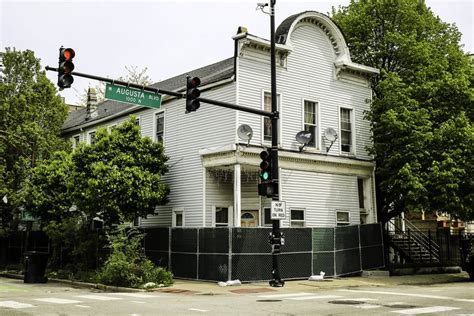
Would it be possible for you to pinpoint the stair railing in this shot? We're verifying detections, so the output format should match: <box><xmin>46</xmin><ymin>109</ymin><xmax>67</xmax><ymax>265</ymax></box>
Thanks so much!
<box><xmin>387</xmin><ymin>218</ymin><xmax>440</xmax><ymax>262</ymax></box>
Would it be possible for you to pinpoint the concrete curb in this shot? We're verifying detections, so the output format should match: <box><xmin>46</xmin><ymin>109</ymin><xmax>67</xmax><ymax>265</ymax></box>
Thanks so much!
<box><xmin>0</xmin><ymin>272</ymin><xmax>145</xmax><ymax>292</ymax></box>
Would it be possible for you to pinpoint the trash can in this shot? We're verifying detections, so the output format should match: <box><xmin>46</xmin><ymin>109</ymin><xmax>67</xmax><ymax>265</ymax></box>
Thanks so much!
<box><xmin>24</xmin><ymin>251</ymin><xmax>48</xmax><ymax>283</ymax></box>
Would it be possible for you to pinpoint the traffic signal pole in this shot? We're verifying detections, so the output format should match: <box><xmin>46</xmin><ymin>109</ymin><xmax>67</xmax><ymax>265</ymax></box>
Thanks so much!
<box><xmin>268</xmin><ymin>0</ymin><xmax>284</xmax><ymax>288</ymax></box>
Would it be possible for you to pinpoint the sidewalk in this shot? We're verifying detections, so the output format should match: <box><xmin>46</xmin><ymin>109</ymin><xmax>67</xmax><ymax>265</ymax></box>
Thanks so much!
<box><xmin>157</xmin><ymin>271</ymin><xmax>472</xmax><ymax>296</ymax></box>
<box><xmin>2</xmin><ymin>270</ymin><xmax>471</xmax><ymax>295</ymax></box>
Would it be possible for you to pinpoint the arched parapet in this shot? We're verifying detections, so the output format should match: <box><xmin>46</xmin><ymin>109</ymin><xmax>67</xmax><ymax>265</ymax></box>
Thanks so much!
<box><xmin>276</xmin><ymin>11</ymin><xmax>379</xmax><ymax>77</ymax></box>
<box><xmin>276</xmin><ymin>11</ymin><xmax>351</xmax><ymax>64</ymax></box>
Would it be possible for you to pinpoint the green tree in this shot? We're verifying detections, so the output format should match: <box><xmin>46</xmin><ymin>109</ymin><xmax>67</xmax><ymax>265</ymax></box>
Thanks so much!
<box><xmin>25</xmin><ymin>117</ymin><xmax>169</xmax><ymax>272</ymax></box>
<box><xmin>332</xmin><ymin>0</ymin><xmax>473</xmax><ymax>222</ymax></box>
<box><xmin>27</xmin><ymin>116</ymin><xmax>169</xmax><ymax>227</ymax></box>
<box><xmin>0</xmin><ymin>48</ymin><xmax>68</xmax><ymax>235</ymax></box>
<box><xmin>71</xmin><ymin>117</ymin><xmax>169</xmax><ymax>225</ymax></box>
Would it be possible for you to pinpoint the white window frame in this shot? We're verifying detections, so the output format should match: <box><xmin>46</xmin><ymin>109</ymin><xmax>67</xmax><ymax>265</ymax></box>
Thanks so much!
<box><xmin>154</xmin><ymin>110</ymin><xmax>165</xmax><ymax>144</ymax></box>
<box><xmin>71</xmin><ymin>134</ymin><xmax>80</xmax><ymax>148</ymax></box>
<box><xmin>263</xmin><ymin>207</ymin><xmax>272</xmax><ymax>227</ymax></box>
<box><xmin>135</xmin><ymin>116</ymin><xmax>141</xmax><ymax>126</ymax></box>
<box><xmin>336</xmin><ymin>210</ymin><xmax>351</xmax><ymax>226</ymax></box>
<box><xmin>302</xmin><ymin>99</ymin><xmax>320</xmax><ymax>150</ymax></box>
<box><xmin>213</xmin><ymin>206</ymin><xmax>232</xmax><ymax>227</ymax></box>
<box><xmin>87</xmin><ymin>130</ymin><xmax>97</xmax><ymax>145</ymax></box>
<box><xmin>261</xmin><ymin>91</ymin><xmax>281</xmax><ymax>145</ymax></box>
<box><xmin>339</xmin><ymin>107</ymin><xmax>356</xmax><ymax>155</ymax></box>
<box><xmin>107</xmin><ymin>124</ymin><xmax>117</xmax><ymax>133</ymax></box>
<box><xmin>172</xmin><ymin>208</ymin><xmax>184</xmax><ymax>227</ymax></box>
<box><xmin>290</xmin><ymin>209</ymin><xmax>305</xmax><ymax>227</ymax></box>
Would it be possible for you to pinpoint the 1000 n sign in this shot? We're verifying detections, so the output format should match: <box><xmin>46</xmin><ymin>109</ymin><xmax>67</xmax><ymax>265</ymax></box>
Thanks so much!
<box><xmin>105</xmin><ymin>83</ymin><xmax>162</xmax><ymax>109</ymax></box>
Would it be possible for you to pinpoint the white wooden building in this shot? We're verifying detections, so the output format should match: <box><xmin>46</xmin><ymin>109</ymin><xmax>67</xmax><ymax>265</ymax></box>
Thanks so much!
<box><xmin>62</xmin><ymin>11</ymin><xmax>379</xmax><ymax>229</ymax></box>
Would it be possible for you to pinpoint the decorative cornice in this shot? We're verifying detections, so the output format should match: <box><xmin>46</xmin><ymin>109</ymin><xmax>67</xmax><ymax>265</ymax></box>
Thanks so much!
<box><xmin>201</xmin><ymin>145</ymin><xmax>374</xmax><ymax>177</ymax></box>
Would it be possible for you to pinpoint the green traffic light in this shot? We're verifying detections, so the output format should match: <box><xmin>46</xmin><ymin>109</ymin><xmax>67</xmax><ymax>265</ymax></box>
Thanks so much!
<box><xmin>261</xmin><ymin>171</ymin><xmax>270</xmax><ymax>181</ymax></box>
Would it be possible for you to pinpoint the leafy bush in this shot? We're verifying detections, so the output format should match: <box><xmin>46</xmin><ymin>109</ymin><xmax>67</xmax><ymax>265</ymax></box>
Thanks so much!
<box><xmin>96</xmin><ymin>228</ymin><xmax>172</xmax><ymax>288</ymax></box>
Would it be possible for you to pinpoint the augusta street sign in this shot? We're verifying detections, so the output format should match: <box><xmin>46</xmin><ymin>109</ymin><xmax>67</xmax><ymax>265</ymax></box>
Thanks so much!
<box><xmin>105</xmin><ymin>83</ymin><xmax>162</xmax><ymax>109</ymax></box>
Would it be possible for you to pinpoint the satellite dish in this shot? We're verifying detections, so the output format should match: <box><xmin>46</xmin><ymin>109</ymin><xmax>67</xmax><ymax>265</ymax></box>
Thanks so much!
<box><xmin>237</xmin><ymin>124</ymin><xmax>253</xmax><ymax>146</ymax></box>
<box><xmin>295</xmin><ymin>131</ymin><xmax>312</xmax><ymax>152</ymax></box>
<box><xmin>296</xmin><ymin>131</ymin><xmax>312</xmax><ymax>144</ymax></box>
<box><xmin>324</xmin><ymin>127</ymin><xmax>338</xmax><ymax>142</ymax></box>
<box><xmin>323</xmin><ymin>127</ymin><xmax>338</xmax><ymax>152</ymax></box>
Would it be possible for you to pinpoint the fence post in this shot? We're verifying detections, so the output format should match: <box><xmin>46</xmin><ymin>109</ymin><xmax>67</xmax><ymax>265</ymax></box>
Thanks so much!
<box><xmin>428</xmin><ymin>229</ymin><xmax>432</xmax><ymax>262</ymax></box>
<box><xmin>447</xmin><ymin>229</ymin><xmax>451</xmax><ymax>261</ymax></box>
<box><xmin>408</xmin><ymin>228</ymin><xmax>411</xmax><ymax>259</ymax></box>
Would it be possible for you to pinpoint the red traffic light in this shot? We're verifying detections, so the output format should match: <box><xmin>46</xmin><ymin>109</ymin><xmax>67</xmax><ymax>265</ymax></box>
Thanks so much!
<box><xmin>189</xmin><ymin>77</ymin><xmax>200</xmax><ymax>87</ymax></box>
<box><xmin>58</xmin><ymin>47</ymin><xmax>75</xmax><ymax>89</ymax></box>
<box><xmin>186</xmin><ymin>76</ymin><xmax>201</xmax><ymax>113</ymax></box>
<box><xmin>60</xmin><ymin>48</ymin><xmax>75</xmax><ymax>61</ymax></box>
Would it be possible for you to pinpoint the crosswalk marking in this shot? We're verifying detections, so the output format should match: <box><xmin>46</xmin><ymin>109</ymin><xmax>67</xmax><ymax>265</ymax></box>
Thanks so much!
<box><xmin>0</xmin><ymin>300</ymin><xmax>35</xmax><ymax>309</ymax></box>
<box><xmin>76</xmin><ymin>294</ymin><xmax>122</xmax><ymax>301</ymax></box>
<box><xmin>35</xmin><ymin>298</ymin><xmax>81</xmax><ymax>304</ymax></box>
<box><xmin>334</xmin><ymin>297</ymin><xmax>378</xmax><ymax>302</ymax></box>
<box><xmin>354</xmin><ymin>303</ymin><xmax>380</xmax><ymax>309</ymax></box>
<box><xmin>289</xmin><ymin>295</ymin><xmax>342</xmax><ymax>300</ymax></box>
<box><xmin>111</xmin><ymin>293</ymin><xmax>157</xmax><ymax>298</ymax></box>
<box><xmin>258</xmin><ymin>292</ymin><xmax>313</xmax><ymax>298</ymax></box>
<box><xmin>392</xmin><ymin>306</ymin><xmax>460</xmax><ymax>314</ymax></box>
<box><xmin>75</xmin><ymin>304</ymin><xmax>91</xmax><ymax>308</ymax></box>
<box><xmin>188</xmin><ymin>308</ymin><xmax>208</xmax><ymax>312</ymax></box>
<box><xmin>339</xmin><ymin>289</ymin><xmax>474</xmax><ymax>303</ymax></box>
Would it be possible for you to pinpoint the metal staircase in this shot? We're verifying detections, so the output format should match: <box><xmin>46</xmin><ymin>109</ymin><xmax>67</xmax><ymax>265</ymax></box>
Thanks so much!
<box><xmin>387</xmin><ymin>218</ymin><xmax>440</xmax><ymax>263</ymax></box>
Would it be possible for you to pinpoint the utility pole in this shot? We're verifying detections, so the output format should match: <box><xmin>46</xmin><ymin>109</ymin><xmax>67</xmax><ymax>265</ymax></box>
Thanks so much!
<box><xmin>269</xmin><ymin>0</ymin><xmax>284</xmax><ymax>288</ymax></box>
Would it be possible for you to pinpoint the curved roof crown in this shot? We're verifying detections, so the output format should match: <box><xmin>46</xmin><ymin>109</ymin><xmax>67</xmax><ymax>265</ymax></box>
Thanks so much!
<box><xmin>275</xmin><ymin>11</ymin><xmax>351</xmax><ymax>63</ymax></box>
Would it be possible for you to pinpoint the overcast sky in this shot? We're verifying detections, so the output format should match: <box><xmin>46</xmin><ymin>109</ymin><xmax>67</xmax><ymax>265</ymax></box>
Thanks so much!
<box><xmin>1</xmin><ymin>0</ymin><xmax>472</xmax><ymax>105</ymax></box>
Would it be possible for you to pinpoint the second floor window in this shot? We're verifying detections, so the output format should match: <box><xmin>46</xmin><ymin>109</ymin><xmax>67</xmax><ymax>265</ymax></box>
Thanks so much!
<box><xmin>340</xmin><ymin>108</ymin><xmax>352</xmax><ymax>153</ymax></box>
<box><xmin>304</xmin><ymin>100</ymin><xmax>318</xmax><ymax>148</ymax></box>
<box><xmin>155</xmin><ymin>112</ymin><xmax>164</xmax><ymax>143</ymax></box>
<box><xmin>263</xmin><ymin>92</ymin><xmax>280</xmax><ymax>142</ymax></box>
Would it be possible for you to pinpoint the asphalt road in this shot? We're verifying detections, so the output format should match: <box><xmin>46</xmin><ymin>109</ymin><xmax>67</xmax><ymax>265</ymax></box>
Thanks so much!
<box><xmin>1</xmin><ymin>276</ymin><xmax>473</xmax><ymax>315</ymax></box>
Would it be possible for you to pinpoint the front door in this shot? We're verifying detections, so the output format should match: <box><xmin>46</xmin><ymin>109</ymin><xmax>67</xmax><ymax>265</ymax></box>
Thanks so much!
<box><xmin>241</xmin><ymin>210</ymin><xmax>258</xmax><ymax>227</ymax></box>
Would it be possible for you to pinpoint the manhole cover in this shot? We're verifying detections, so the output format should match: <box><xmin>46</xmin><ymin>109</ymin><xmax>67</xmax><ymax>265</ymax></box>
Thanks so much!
<box><xmin>256</xmin><ymin>299</ymin><xmax>282</xmax><ymax>303</ymax></box>
<box><xmin>328</xmin><ymin>300</ymin><xmax>364</xmax><ymax>305</ymax></box>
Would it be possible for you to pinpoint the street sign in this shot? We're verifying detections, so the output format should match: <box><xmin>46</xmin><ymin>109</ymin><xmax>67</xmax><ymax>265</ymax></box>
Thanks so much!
<box><xmin>105</xmin><ymin>83</ymin><xmax>162</xmax><ymax>109</ymax></box>
<box><xmin>271</xmin><ymin>201</ymin><xmax>286</xmax><ymax>220</ymax></box>
<box><xmin>21</xmin><ymin>210</ymin><xmax>35</xmax><ymax>221</ymax></box>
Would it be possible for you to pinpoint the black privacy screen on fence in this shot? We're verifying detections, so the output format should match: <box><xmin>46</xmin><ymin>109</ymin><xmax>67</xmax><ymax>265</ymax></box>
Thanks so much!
<box><xmin>143</xmin><ymin>223</ymin><xmax>384</xmax><ymax>282</ymax></box>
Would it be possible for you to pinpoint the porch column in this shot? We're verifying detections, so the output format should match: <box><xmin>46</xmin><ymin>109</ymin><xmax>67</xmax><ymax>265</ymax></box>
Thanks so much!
<box><xmin>234</xmin><ymin>164</ymin><xmax>241</xmax><ymax>227</ymax></box>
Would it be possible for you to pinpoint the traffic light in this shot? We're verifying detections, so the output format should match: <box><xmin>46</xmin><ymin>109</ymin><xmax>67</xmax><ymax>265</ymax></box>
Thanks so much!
<box><xmin>58</xmin><ymin>47</ymin><xmax>75</xmax><ymax>89</ymax></box>
<box><xmin>258</xmin><ymin>148</ymin><xmax>275</xmax><ymax>197</ymax></box>
<box><xmin>259</xmin><ymin>149</ymin><xmax>272</xmax><ymax>182</ymax></box>
<box><xmin>186</xmin><ymin>76</ymin><xmax>201</xmax><ymax>113</ymax></box>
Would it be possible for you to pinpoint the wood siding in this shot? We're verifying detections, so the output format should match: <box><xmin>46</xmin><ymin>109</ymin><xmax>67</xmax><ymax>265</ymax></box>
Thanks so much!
<box><xmin>238</xmin><ymin>24</ymin><xmax>373</xmax><ymax>160</ymax></box>
<box><xmin>280</xmin><ymin>169</ymin><xmax>360</xmax><ymax>227</ymax></box>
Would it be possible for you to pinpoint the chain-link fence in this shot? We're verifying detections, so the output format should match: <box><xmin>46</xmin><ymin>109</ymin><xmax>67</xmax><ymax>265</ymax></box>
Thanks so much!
<box><xmin>143</xmin><ymin>223</ymin><xmax>384</xmax><ymax>282</ymax></box>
